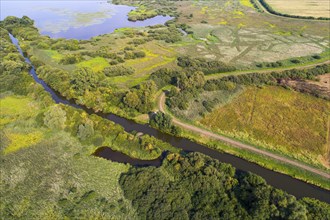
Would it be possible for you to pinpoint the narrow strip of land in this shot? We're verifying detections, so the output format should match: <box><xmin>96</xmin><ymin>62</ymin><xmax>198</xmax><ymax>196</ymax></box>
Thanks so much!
<box><xmin>158</xmin><ymin>93</ymin><xmax>330</xmax><ymax>179</ymax></box>
<box><xmin>206</xmin><ymin>60</ymin><xmax>330</xmax><ymax>80</ymax></box>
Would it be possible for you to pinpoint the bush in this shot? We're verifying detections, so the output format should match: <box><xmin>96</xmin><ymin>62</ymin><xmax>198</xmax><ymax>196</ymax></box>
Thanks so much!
<box><xmin>44</xmin><ymin>105</ymin><xmax>67</xmax><ymax>130</ymax></box>
<box><xmin>104</xmin><ymin>65</ymin><xmax>135</xmax><ymax>77</ymax></box>
<box><xmin>177</xmin><ymin>56</ymin><xmax>236</xmax><ymax>74</ymax></box>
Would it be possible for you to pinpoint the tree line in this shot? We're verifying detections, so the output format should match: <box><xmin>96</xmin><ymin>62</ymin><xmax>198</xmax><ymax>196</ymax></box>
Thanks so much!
<box><xmin>120</xmin><ymin>152</ymin><xmax>330</xmax><ymax>220</ymax></box>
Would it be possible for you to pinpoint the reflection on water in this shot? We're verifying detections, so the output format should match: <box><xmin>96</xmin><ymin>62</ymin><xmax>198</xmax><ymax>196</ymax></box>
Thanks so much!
<box><xmin>1</xmin><ymin>0</ymin><xmax>172</xmax><ymax>39</ymax></box>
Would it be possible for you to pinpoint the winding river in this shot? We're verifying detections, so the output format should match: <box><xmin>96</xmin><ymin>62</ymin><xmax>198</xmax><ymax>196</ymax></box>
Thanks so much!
<box><xmin>9</xmin><ymin>34</ymin><xmax>330</xmax><ymax>203</ymax></box>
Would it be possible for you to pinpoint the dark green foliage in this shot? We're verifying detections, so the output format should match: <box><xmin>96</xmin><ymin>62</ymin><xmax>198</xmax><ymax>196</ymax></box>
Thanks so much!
<box><xmin>104</xmin><ymin>65</ymin><xmax>135</xmax><ymax>77</ymax></box>
<box><xmin>59</xmin><ymin>53</ymin><xmax>84</xmax><ymax>64</ymax></box>
<box><xmin>123</xmin><ymin>80</ymin><xmax>157</xmax><ymax>113</ymax></box>
<box><xmin>128</xmin><ymin>38</ymin><xmax>147</xmax><ymax>46</ymax></box>
<box><xmin>120</xmin><ymin>152</ymin><xmax>330</xmax><ymax>220</ymax></box>
<box><xmin>256</xmin><ymin>61</ymin><xmax>283</xmax><ymax>68</ymax></box>
<box><xmin>205</xmin><ymin>64</ymin><xmax>330</xmax><ymax>90</ymax></box>
<box><xmin>301</xmin><ymin>198</ymin><xmax>330</xmax><ymax>219</ymax></box>
<box><xmin>149</xmin><ymin>112</ymin><xmax>180</xmax><ymax>135</ymax></box>
<box><xmin>51</xmin><ymin>39</ymin><xmax>80</xmax><ymax>51</ymax></box>
<box><xmin>177</xmin><ymin>56</ymin><xmax>236</xmax><ymax>74</ymax></box>
<box><xmin>162</xmin><ymin>71</ymin><xmax>205</xmax><ymax>110</ymax></box>
<box><xmin>70</xmin><ymin>67</ymin><xmax>98</xmax><ymax>96</ymax></box>
<box><xmin>312</xmin><ymin>55</ymin><xmax>321</xmax><ymax>59</ymax></box>
<box><xmin>148</xmin><ymin>26</ymin><xmax>182</xmax><ymax>43</ymax></box>
<box><xmin>149</xmin><ymin>68</ymin><xmax>180</xmax><ymax>88</ymax></box>
<box><xmin>124</xmin><ymin>50</ymin><xmax>146</xmax><ymax>59</ymax></box>
<box><xmin>291</xmin><ymin>59</ymin><xmax>301</xmax><ymax>64</ymax></box>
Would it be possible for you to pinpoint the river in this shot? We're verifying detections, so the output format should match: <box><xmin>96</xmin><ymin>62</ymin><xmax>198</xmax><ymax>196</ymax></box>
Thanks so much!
<box><xmin>8</xmin><ymin>34</ymin><xmax>330</xmax><ymax>203</ymax></box>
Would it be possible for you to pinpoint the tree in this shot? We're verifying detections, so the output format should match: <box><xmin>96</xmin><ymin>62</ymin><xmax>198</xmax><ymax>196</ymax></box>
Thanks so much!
<box><xmin>123</xmin><ymin>91</ymin><xmax>141</xmax><ymax>109</ymax></box>
<box><xmin>44</xmin><ymin>105</ymin><xmax>67</xmax><ymax>130</ymax></box>
<box><xmin>70</xmin><ymin>67</ymin><xmax>97</xmax><ymax>96</ymax></box>
<box><xmin>77</xmin><ymin>119</ymin><xmax>94</xmax><ymax>141</ymax></box>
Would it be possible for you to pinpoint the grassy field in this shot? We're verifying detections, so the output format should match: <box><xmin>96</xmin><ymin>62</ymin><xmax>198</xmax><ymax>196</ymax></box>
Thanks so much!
<box><xmin>199</xmin><ymin>86</ymin><xmax>330</xmax><ymax>169</ymax></box>
<box><xmin>76</xmin><ymin>56</ymin><xmax>109</xmax><ymax>72</ymax></box>
<box><xmin>265</xmin><ymin>0</ymin><xmax>330</xmax><ymax>18</ymax></box>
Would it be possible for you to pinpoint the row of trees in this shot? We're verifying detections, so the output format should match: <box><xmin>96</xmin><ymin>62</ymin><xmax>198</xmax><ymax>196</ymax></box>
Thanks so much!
<box><xmin>103</xmin><ymin>65</ymin><xmax>135</xmax><ymax>77</ymax></box>
<box><xmin>177</xmin><ymin>56</ymin><xmax>236</xmax><ymax>75</ymax></box>
<box><xmin>205</xmin><ymin>64</ymin><xmax>330</xmax><ymax>90</ymax></box>
<box><xmin>120</xmin><ymin>152</ymin><xmax>330</xmax><ymax>220</ymax></box>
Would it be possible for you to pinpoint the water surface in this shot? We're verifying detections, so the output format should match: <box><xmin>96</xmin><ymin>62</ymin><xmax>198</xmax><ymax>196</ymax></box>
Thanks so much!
<box><xmin>1</xmin><ymin>0</ymin><xmax>172</xmax><ymax>39</ymax></box>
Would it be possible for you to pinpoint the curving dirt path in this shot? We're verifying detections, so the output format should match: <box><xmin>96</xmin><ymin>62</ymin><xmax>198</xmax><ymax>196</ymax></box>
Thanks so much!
<box><xmin>158</xmin><ymin>93</ymin><xmax>330</xmax><ymax>179</ymax></box>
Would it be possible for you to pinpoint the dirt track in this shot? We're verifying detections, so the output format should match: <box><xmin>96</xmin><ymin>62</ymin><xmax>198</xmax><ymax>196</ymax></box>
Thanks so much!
<box><xmin>159</xmin><ymin>93</ymin><xmax>330</xmax><ymax>179</ymax></box>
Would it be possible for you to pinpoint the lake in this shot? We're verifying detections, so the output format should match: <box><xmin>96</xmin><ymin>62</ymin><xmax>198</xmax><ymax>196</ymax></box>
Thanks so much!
<box><xmin>0</xmin><ymin>0</ymin><xmax>173</xmax><ymax>39</ymax></box>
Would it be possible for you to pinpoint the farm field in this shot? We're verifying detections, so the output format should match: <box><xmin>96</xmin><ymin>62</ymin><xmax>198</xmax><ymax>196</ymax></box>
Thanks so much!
<box><xmin>265</xmin><ymin>0</ymin><xmax>330</xmax><ymax>18</ymax></box>
<box><xmin>199</xmin><ymin>86</ymin><xmax>330</xmax><ymax>168</ymax></box>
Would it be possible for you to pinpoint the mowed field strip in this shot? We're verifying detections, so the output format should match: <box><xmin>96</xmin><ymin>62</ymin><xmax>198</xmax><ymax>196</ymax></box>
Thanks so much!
<box><xmin>265</xmin><ymin>0</ymin><xmax>330</xmax><ymax>18</ymax></box>
<box><xmin>159</xmin><ymin>93</ymin><xmax>330</xmax><ymax>179</ymax></box>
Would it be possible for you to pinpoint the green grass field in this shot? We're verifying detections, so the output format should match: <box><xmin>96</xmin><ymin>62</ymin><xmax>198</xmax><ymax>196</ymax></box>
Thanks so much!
<box><xmin>199</xmin><ymin>86</ymin><xmax>330</xmax><ymax>168</ymax></box>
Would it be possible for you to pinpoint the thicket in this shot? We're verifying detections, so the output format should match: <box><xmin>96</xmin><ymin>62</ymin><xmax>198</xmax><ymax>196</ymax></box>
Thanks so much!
<box><xmin>205</xmin><ymin>64</ymin><xmax>330</xmax><ymax>90</ymax></box>
<box><xmin>120</xmin><ymin>152</ymin><xmax>330</xmax><ymax>220</ymax></box>
<box><xmin>147</xmin><ymin>27</ymin><xmax>182</xmax><ymax>43</ymax></box>
<box><xmin>103</xmin><ymin>65</ymin><xmax>135</xmax><ymax>77</ymax></box>
<box><xmin>123</xmin><ymin>80</ymin><xmax>157</xmax><ymax>113</ymax></box>
<box><xmin>149</xmin><ymin>112</ymin><xmax>180</xmax><ymax>135</ymax></box>
<box><xmin>59</xmin><ymin>53</ymin><xmax>84</xmax><ymax>64</ymax></box>
<box><xmin>177</xmin><ymin>56</ymin><xmax>236</xmax><ymax>75</ymax></box>
<box><xmin>150</xmin><ymin>68</ymin><xmax>181</xmax><ymax>88</ymax></box>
